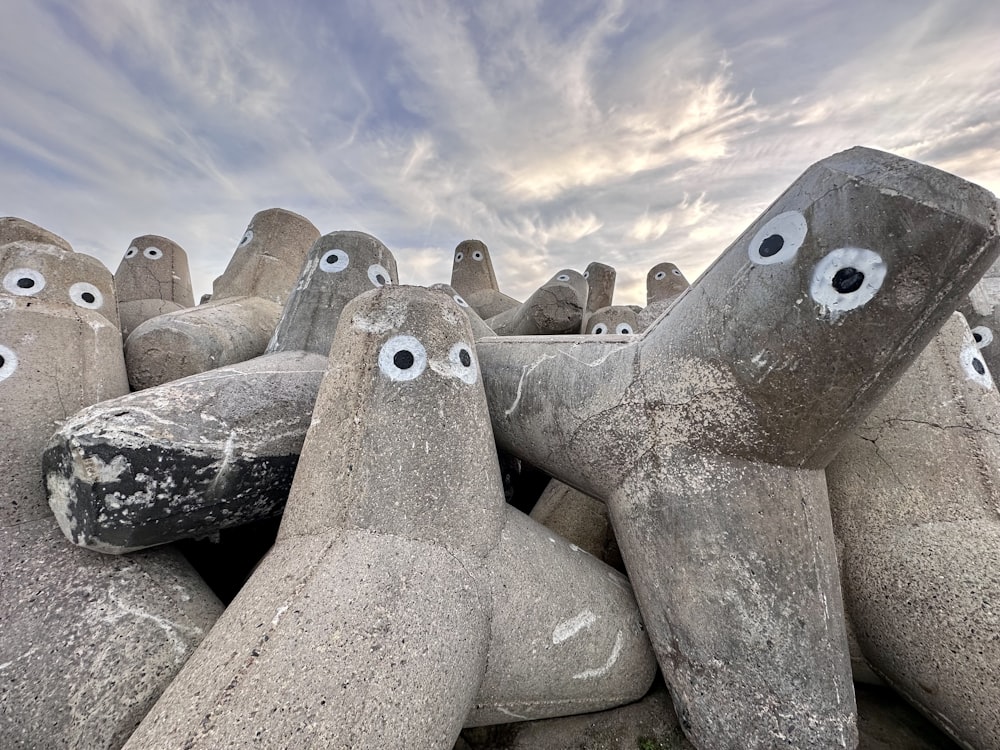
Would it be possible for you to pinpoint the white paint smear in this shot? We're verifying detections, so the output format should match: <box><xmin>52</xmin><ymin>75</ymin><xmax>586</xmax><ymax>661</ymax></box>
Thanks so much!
<box><xmin>552</xmin><ymin>610</ymin><xmax>597</xmax><ymax>644</ymax></box>
<box><xmin>572</xmin><ymin>630</ymin><xmax>623</xmax><ymax>680</ymax></box>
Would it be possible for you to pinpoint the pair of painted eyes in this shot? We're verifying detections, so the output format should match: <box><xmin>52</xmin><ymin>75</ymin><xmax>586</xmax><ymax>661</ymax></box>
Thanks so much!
<box><xmin>454</xmin><ymin>249</ymin><xmax>485</xmax><ymax>263</ymax></box>
<box><xmin>318</xmin><ymin>250</ymin><xmax>392</xmax><ymax>287</ymax></box>
<box><xmin>748</xmin><ymin>210</ymin><xmax>886</xmax><ymax>315</ymax></box>
<box><xmin>591</xmin><ymin>322</ymin><xmax>633</xmax><ymax>335</ymax></box>
<box><xmin>654</xmin><ymin>269</ymin><xmax>682</xmax><ymax>281</ymax></box>
<box><xmin>378</xmin><ymin>334</ymin><xmax>477</xmax><ymax>385</ymax></box>
<box><xmin>123</xmin><ymin>246</ymin><xmax>164</xmax><ymax>260</ymax></box>
<box><xmin>2</xmin><ymin>269</ymin><xmax>104</xmax><ymax>309</ymax></box>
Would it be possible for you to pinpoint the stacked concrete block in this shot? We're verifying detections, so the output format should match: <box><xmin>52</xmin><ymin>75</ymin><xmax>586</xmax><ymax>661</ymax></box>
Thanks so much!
<box><xmin>450</xmin><ymin>239</ymin><xmax>521</xmax><ymax>319</ymax></box>
<box><xmin>124</xmin><ymin>286</ymin><xmax>655</xmax><ymax>748</ymax></box>
<box><xmin>827</xmin><ymin>312</ymin><xmax>1000</xmax><ymax>748</ymax></box>
<box><xmin>585</xmin><ymin>304</ymin><xmax>640</xmax><ymax>335</ymax></box>
<box><xmin>583</xmin><ymin>261</ymin><xmax>616</xmax><ymax>321</ymax></box>
<box><xmin>124</xmin><ymin>208</ymin><xmax>319</xmax><ymax>389</ymax></box>
<box><xmin>0</xmin><ymin>215</ymin><xmax>73</xmax><ymax>251</ymax></box>
<box><xmin>485</xmin><ymin>269</ymin><xmax>589</xmax><ymax>336</ymax></box>
<box><xmin>637</xmin><ymin>261</ymin><xmax>689</xmax><ymax>330</ymax></box>
<box><xmin>0</xmin><ymin>239</ymin><xmax>221</xmax><ymax>749</ymax></box>
<box><xmin>114</xmin><ymin>234</ymin><xmax>195</xmax><ymax>337</ymax></box>
<box><xmin>44</xmin><ymin>231</ymin><xmax>398</xmax><ymax>553</ymax></box>
<box><xmin>475</xmin><ymin>146</ymin><xmax>1000</xmax><ymax>749</ymax></box>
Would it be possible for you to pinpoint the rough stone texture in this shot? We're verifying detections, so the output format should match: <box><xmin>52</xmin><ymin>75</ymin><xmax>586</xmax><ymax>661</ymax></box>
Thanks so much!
<box><xmin>529</xmin><ymin>479</ymin><xmax>623</xmax><ymax>570</ymax></box>
<box><xmin>476</xmin><ymin>146</ymin><xmax>1000</xmax><ymax>749</ymax></box>
<box><xmin>0</xmin><ymin>243</ymin><xmax>221</xmax><ymax>749</ymax></box>
<box><xmin>450</xmin><ymin>239</ymin><xmax>521</xmax><ymax>319</ymax></box>
<box><xmin>115</xmin><ymin>234</ymin><xmax>195</xmax><ymax>337</ymax></box>
<box><xmin>826</xmin><ymin>312</ymin><xmax>1000</xmax><ymax>749</ymax></box>
<box><xmin>637</xmin><ymin>262</ymin><xmax>689</xmax><ymax>331</ymax></box>
<box><xmin>584</xmin><ymin>262</ymin><xmax>616</xmax><ymax>317</ymax></box>
<box><xmin>429</xmin><ymin>283</ymin><xmax>497</xmax><ymax>340</ymax></box>
<box><xmin>126</xmin><ymin>287</ymin><xmax>654</xmax><ymax>749</ymax></box>
<box><xmin>584</xmin><ymin>305</ymin><xmax>640</xmax><ymax>336</ymax></box>
<box><xmin>0</xmin><ymin>216</ymin><xmax>73</xmax><ymax>252</ymax></box>
<box><xmin>485</xmin><ymin>270</ymin><xmax>588</xmax><ymax>336</ymax></box>
<box><xmin>267</xmin><ymin>230</ymin><xmax>398</xmax><ymax>355</ymax></box>
<box><xmin>123</xmin><ymin>208</ymin><xmax>319</xmax><ymax>389</ymax></box>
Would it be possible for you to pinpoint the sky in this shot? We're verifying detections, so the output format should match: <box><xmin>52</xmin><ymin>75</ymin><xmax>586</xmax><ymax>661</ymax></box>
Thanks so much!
<box><xmin>1</xmin><ymin>0</ymin><xmax>999</xmax><ymax>306</ymax></box>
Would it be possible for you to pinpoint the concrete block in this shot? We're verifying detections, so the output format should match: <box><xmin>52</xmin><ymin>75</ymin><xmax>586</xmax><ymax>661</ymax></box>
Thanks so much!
<box><xmin>0</xmin><ymin>216</ymin><xmax>73</xmax><ymax>251</ymax></box>
<box><xmin>637</xmin><ymin>262</ymin><xmax>689</xmax><ymax>330</ymax></box>
<box><xmin>584</xmin><ymin>305</ymin><xmax>639</xmax><ymax>336</ymax></box>
<box><xmin>484</xmin><ymin>270</ymin><xmax>588</xmax><ymax>336</ymax></box>
<box><xmin>115</xmin><ymin>234</ymin><xmax>195</xmax><ymax>337</ymax></box>
<box><xmin>530</xmin><ymin>478</ymin><xmax>623</xmax><ymax>570</ymax></box>
<box><xmin>450</xmin><ymin>239</ymin><xmax>520</xmax><ymax>319</ymax></box>
<box><xmin>584</xmin><ymin>261</ymin><xmax>616</xmax><ymax>318</ymax></box>
<box><xmin>475</xmin><ymin>146</ymin><xmax>1000</xmax><ymax>748</ymax></box>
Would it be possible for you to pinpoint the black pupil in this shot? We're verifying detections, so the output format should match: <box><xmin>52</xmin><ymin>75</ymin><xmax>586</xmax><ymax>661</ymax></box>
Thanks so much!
<box><xmin>0</xmin><ymin>355</ymin><xmax>4</xmax><ymax>368</ymax></box>
<box><xmin>82</xmin><ymin>292</ymin><xmax>96</xmax><ymax>304</ymax></box>
<box><xmin>832</xmin><ymin>267</ymin><xmax>865</xmax><ymax>294</ymax></box>
<box><xmin>393</xmin><ymin>350</ymin><xmax>414</xmax><ymax>370</ymax></box>
<box><xmin>459</xmin><ymin>349</ymin><xmax>471</xmax><ymax>367</ymax></box>
<box><xmin>376</xmin><ymin>274</ymin><xmax>385</xmax><ymax>284</ymax></box>
<box><xmin>16</xmin><ymin>278</ymin><xmax>34</xmax><ymax>289</ymax></box>
<box><xmin>974</xmin><ymin>358</ymin><xmax>986</xmax><ymax>375</ymax></box>
<box><xmin>974</xmin><ymin>332</ymin><xmax>983</xmax><ymax>343</ymax></box>
<box><xmin>326</xmin><ymin>254</ymin><xmax>338</xmax><ymax>265</ymax></box>
<box><xmin>758</xmin><ymin>234</ymin><xmax>784</xmax><ymax>257</ymax></box>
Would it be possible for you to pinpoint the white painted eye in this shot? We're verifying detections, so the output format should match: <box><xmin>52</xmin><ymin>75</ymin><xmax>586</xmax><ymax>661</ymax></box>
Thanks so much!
<box><xmin>960</xmin><ymin>343</ymin><xmax>993</xmax><ymax>389</ymax></box>
<box><xmin>749</xmin><ymin>210</ymin><xmax>808</xmax><ymax>265</ymax></box>
<box><xmin>454</xmin><ymin>251</ymin><xmax>464</xmax><ymax>263</ymax></box>
<box><xmin>367</xmin><ymin>264</ymin><xmax>392</xmax><ymax>287</ymax></box>
<box><xmin>810</xmin><ymin>247</ymin><xmax>887</xmax><ymax>319</ymax></box>
<box><xmin>556</xmin><ymin>274</ymin><xmax>570</xmax><ymax>282</ymax></box>
<box><xmin>124</xmin><ymin>246</ymin><xmax>139</xmax><ymax>259</ymax></box>
<box><xmin>69</xmin><ymin>282</ymin><xmax>104</xmax><ymax>309</ymax></box>
<box><xmin>238</xmin><ymin>229</ymin><xmax>254</xmax><ymax>247</ymax></box>
<box><xmin>319</xmin><ymin>249</ymin><xmax>349</xmax><ymax>273</ymax></box>
<box><xmin>378</xmin><ymin>334</ymin><xmax>426</xmax><ymax>381</ymax></box>
<box><xmin>0</xmin><ymin>344</ymin><xmax>17</xmax><ymax>382</ymax></box>
<box><xmin>3</xmin><ymin>268</ymin><xmax>46</xmax><ymax>296</ymax></box>
<box><xmin>971</xmin><ymin>326</ymin><xmax>993</xmax><ymax>349</ymax></box>
<box><xmin>453</xmin><ymin>294</ymin><xmax>469</xmax><ymax>308</ymax></box>
<box><xmin>654</xmin><ymin>271</ymin><xmax>667</xmax><ymax>281</ymax></box>
<box><xmin>615</xmin><ymin>323</ymin><xmax>633</xmax><ymax>334</ymax></box>
<box><xmin>472</xmin><ymin>250</ymin><xmax>484</xmax><ymax>261</ymax></box>
<box><xmin>591</xmin><ymin>323</ymin><xmax>608</xmax><ymax>334</ymax></box>
<box><xmin>143</xmin><ymin>246</ymin><xmax>163</xmax><ymax>260</ymax></box>
<box><xmin>447</xmin><ymin>342</ymin><xmax>478</xmax><ymax>385</ymax></box>
<box><xmin>672</xmin><ymin>268</ymin><xmax>682</xmax><ymax>276</ymax></box>
<box><xmin>583</xmin><ymin>271</ymin><xmax>590</xmax><ymax>279</ymax></box>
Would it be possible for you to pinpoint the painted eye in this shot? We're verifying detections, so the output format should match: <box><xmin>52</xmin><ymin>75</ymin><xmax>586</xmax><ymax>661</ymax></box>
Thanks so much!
<box><xmin>3</xmin><ymin>268</ymin><xmax>46</xmax><ymax>296</ymax></box>
<box><xmin>472</xmin><ymin>250</ymin><xmax>484</xmax><ymax>261</ymax></box>
<box><xmin>69</xmin><ymin>282</ymin><xmax>104</xmax><ymax>309</ymax></box>
<box><xmin>367</xmin><ymin>264</ymin><xmax>392</xmax><ymax>288</ymax></box>
<box><xmin>453</xmin><ymin>294</ymin><xmax>469</xmax><ymax>308</ymax></box>
<box><xmin>238</xmin><ymin>229</ymin><xmax>254</xmax><ymax>247</ymax></box>
<box><xmin>124</xmin><ymin>246</ymin><xmax>139</xmax><ymax>259</ymax></box>
<box><xmin>749</xmin><ymin>211</ymin><xmax>808</xmax><ymax>265</ymax></box>
<box><xmin>319</xmin><ymin>249</ymin><xmax>349</xmax><ymax>273</ymax></box>
<box><xmin>591</xmin><ymin>323</ymin><xmax>608</xmax><ymax>334</ymax></box>
<box><xmin>583</xmin><ymin>271</ymin><xmax>590</xmax><ymax>279</ymax></box>
<box><xmin>454</xmin><ymin>251</ymin><xmax>464</xmax><ymax>263</ymax></box>
<box><xmin>654</xmin><ymin>270</ymin><xmax>667</xmax><ymax>281</ymax></box>
<box><xmin>447</xmin><ymin>342</ymin><xmax>478</xmax><ymax>385</ymax></box>
<box><xmin>0</xmin><ymin>344</ymin><xmax>17</xmax><ymax>382</ymax></box>
<box><xmin>143</xmin><ymin>246</ymin><xmax>163</xmax><ymax>260</ymax></box>
<box><xmin>556</xmin><ymin>274</ymin><xmax>570</xmax><ymax>282</ymax></box>
<box><xmin>672</xmin><ymin>268</ymin><xmax>682</xmax><ymax>276</ymax></box>
<box><xmin>960</xmin><ymin>343</ymin><xmax>993</xmax><ymax>389</ymax></box>
<box><xmin>615</xmin><ymin>323</ymin><xmax>633</xmax><ymax>334</ymax></box>
<box><xmin>378</xmin><ymin>334</ymin><xmax>426</xmax><ymax>381</ymax></box>
<box><xmin>971</xmin><ymin>326</ymin><xmax>993</xmax><ymax>349</ymax></box>
<box><xmin>810</xmin><ymin>247</ymin><xmax>887</xmax><ymax>319</ymax></box>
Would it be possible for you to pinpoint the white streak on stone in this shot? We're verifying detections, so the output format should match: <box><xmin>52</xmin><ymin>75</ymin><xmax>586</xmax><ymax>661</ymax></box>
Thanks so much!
<box><xmin>495</xmin><ymin>706</ymin><xmax>528</xmax><ymax>720</ymax></box>
<box><xmin>572</xmin><ymin>630</ymin><xmax>623</xmax><ymax>680</ymax></box>
<box><xmin>552</xmin><ymin>610</ymin><xmax>596</xmax><ymax>644</ymax></box>
<box><xmin>505</xmin><ymin>355</ymin><xmax>555</xmax><ymax>416</ymax></box>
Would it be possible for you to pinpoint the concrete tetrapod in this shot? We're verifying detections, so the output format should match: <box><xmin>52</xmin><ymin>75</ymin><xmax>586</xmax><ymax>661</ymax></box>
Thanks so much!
<box><xmin>585</xmin><ymin>304</ymin><xmax>640</xmax><ymax>336</ymax></box>
<box><xmin>484</xmin><ymin>269</ymin><xmax>589</xmax><ymax>336</ymax></box>
<box><xmin>114</xmin><ymin>234</ymin><xmax>195</xmax><ymax>337</ymax></box>
<box><xmin>637</xmin><ymin>261</ymin><xmax>689</xmax><ymax>331</ymax></box>
<box><xmin>123</xmin><ymin>286</ymin><xmax>655</xmax><ymax>749</ymax></box>
<box><xmin>124</xmin><ymin>208</ymin><xmax>319</xmax><ymax>389</ymax></box>
<box><xmin>474</xmin><ymin>146</ymin><xmax>1000</xmax><ymax>749</ymax></box>
<box><xmin>826</xmin><ymin>312</ymin><xmax>1000</xmax><ymax>749</ymax></box>
<box><xmin>450</xmin><ymin>239</ymin><xmax>521</xmax><ymax>319</ymax></box>
<box><xmin>959</xmin><ymin>253</ymin><xmax>1000</xmax><ymax>374</ymax></box>
<box><xmin>0</xmin><ymin>241</ymin><xmax>221</xmax><ymax>749</ymax></box>
<box><xmin>584</xmin><ymin>261</ymin><xmax>616</xmax><ymax>321</ymax></box>
<box><xmin>0</xmin><ymin>216</ymin><xmax>73</xmax><ymax>251</ymax></box>
<box><xmin>45</xmin><ymin>231</ymin><xmax>398</xmax><ymax>553</ymax></box>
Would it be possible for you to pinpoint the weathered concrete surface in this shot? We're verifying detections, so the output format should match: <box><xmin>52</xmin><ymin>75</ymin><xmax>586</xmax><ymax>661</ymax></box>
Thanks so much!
<box><xmin>124</xmin><ymin>208</ymin><xmax>319</xmax><ymax>389</ymax></box>
<box><xmin>0</xmin><ymin>242</ymin><xmax>221</xmax><ymax>749</ymax></box>
<box><xmin>115</xmin><ymin>234</ymin><xmax>195</xmax><ymax>337</ymax></box>
<box><xmin>476</xmin><ymin>147</ymin><xmax>1000</xmax><ymax>749</ymax></box>
<box><xmin>451</xmin><ymin>239</ymin><xmax>521</xmax><ymax>319</ymax></box>
<box><xmin>529</xmin><ymin>479</ymin><xmax>623</xmax><ymax>570</ymax></box>
<box><xmin>584</xmin><ymin>262</ymin><xmax>616</xmax><ymax>318</ymax></box>
<box><xmin>0</xmin><ymin>216</ymin><xmax>73</xmax><ymax>251</ymax></box>
<box><xmin>485</xmin><ymin>270</ymin><xmax>588</xmax><ymax>336</ymax></box>
<box><xmin>584</xmin><ymin>305</ymin><xmax>639</xmax><ymax>336</ymax></box>
<box><xmin>429</xmin><ymin>283</ymin><xmax>497</xmax><ymax>341</ymax></box>
<box><xmin>959</xmin><ymin>253</ymin><xmax>1000</xmax><ymax>375</ymax></box>
<box><xmin>126</xmin><ymin>287</ymin><xmax>654</xmax><ymax>748</ymax></box>
<box><xmin>637</xmin><ymin>262</ymin><xmax>689</xmax><ymax>331</ymax></box>
<box><xmin>827</xmin><ymin>312</ymin><xmax>1000</xmax><ymax>749</ymax></box>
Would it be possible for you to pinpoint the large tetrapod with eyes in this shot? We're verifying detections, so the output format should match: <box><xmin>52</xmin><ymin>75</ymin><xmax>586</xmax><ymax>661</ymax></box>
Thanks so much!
<box><xmin>124</xmin><ymin>286</ymin><xmax>656</xmax><ymax>749</ymax></box>
<box><xmin>475</xmin><ymin>147</ymin><xmax>1000</xmax><ymax>749</ymax></box>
